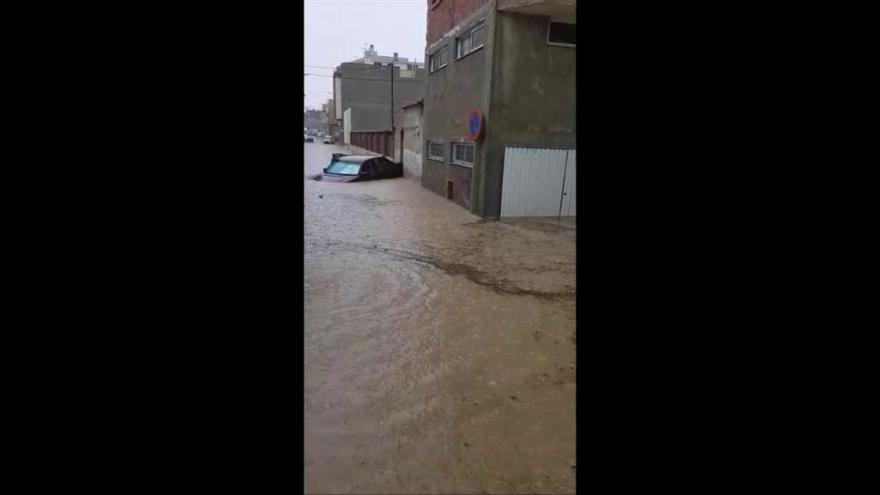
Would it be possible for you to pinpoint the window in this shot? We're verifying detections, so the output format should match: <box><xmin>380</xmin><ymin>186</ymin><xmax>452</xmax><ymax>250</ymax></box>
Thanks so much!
<box><xmin>548</xmin><ymin>22</ymin><xmax>576</xmax><ymax>46</ymax></box>
<box><xmin>451</xmin><ymin>142</ymin><xmax>475</xmax><ymax>167</ymax></box>
<box><xmin>427</xmin><ymin>141</ymin><xmax>444</xmax><ymax>161</ymax></box>
<box><xmin>325</xmin><ymin>160</ymin><xmax>362</xmax><ymax>175</ymax></box>
<box><xmin>429</xmin><ymin>46</ymin><xmax>448</xmax><ymax>72</ymax></box>
<box><xmin>456</xmin><ymin>22</ymin><xmax>485</xmax><ymax>58</ymax></box>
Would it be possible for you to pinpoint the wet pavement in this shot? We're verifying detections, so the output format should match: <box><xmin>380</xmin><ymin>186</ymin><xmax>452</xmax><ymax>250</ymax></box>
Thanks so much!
<box><xmin>304</xmin><ymin>142</ymin><xmax>576</xmax><ymax>494</ymax></box>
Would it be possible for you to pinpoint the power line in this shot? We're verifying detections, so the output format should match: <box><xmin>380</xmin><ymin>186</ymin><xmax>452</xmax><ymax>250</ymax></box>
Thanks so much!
<box><xmin>305</xmin><ymin>74</ymin><xmax>423</xmax><ymax>82</ymax></box>
<box><xmin>303</xmin><ymin>66</ymin><xmax>424</xmax><ymax>82</ymax></box>
<box><xmin>304</xmin><ymin>67</ymin><xmax>422</xmax><ymax>75</ymax></box>
<box><xmin>304</xmin><ymin>70</ymin><xmax>424</xmax><ymax>80</ymax></box>
<box><xmin>305</xmin><ymin>71</ymin><xmax>414</xmax><ymax>79</ymax></box>
<box><xmin>305</xmin><ymin>61</ymin><xmax>425</xmax><ymax>73</ymax></box>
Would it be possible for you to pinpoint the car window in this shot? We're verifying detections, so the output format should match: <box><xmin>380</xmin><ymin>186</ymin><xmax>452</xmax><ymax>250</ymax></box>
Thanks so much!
<box><xmin>325</xmin><ymin>160</ymin><xmax>361</xmax><ymax>175</ymax></box>
<box><xmin>362</xmin><ymin>161</ymin><xmax>377</xmax><ymax>174</ymax></box>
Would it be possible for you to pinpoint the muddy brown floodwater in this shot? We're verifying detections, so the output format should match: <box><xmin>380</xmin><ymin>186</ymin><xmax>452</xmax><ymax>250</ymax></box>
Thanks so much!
<box><xmin>304</xmin><ymin>143</ymin><xmax>576</xmax><ymax>494</ymax></box>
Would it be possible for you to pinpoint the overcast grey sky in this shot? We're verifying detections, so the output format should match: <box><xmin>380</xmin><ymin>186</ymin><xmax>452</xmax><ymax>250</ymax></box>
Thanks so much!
<box><xmin>304</xmin><ymin>0</ymin><xmax>427</xmax><ymax>110</ymax></box>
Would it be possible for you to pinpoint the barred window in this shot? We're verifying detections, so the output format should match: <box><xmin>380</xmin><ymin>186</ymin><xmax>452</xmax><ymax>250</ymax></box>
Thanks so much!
<box><xmin>427</xmin><ymin>140</ymin><xmax>445</xmax><ymax>161</ymax></box>
<box><xmin>429</xmin><ymin>46</ymin><xmax>448</xmax><ymax>72</ymax></box>
<box><xmin>456</xmin><ymin>22</ymin><xmax>485</xmax><ymax>59</ymax></box>
<box><xmin>451</xmin><ymin>142</ymin><xmax>475</xmax><ymax>167</ymax></box>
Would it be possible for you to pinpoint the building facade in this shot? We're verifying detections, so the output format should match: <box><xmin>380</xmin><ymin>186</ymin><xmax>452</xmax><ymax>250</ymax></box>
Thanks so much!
<box><xmin>422</xmin><ymin>0</ymin><xmax>576</xmax><ymax>217</ymax></box>
<box><xmin>333</xmin><ymin>47</ymin><xmax>426</xmax><ymax>157</ymax></box>
<box><xmin>324</xmin><ymin>98</ymin><xmax>342</xmax><ymax>141</ymax></box>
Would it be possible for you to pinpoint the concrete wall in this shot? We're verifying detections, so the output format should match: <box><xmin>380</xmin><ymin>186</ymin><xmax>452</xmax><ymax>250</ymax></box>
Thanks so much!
<box><xmin>401</xmin><ymin>104</ymin><xmax>423</xmax><ymax>180</ymax></box>
<box><xmin>422</xmin><ymin>1</ymin><xmax>495</xmax><ymax>210</ymax></box>
<box><xmin>481</xmin><ymin>10</ymin><xmax>576</xmax><ymax>216</ymax></box>
<box><xmin>334</xmin><ymin>76</ymin><xmax>343</xmax><ymax>118</ymax></box>
<box><xmin>337</xmin><ymin>63</ymin><xmax>425</xmax><ymax>133</ymax></box>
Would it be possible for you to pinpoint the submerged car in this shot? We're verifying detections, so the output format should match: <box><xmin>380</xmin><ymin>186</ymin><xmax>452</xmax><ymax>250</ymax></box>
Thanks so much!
<box><xmin>323</xmin><ymin>135</ymin><xmax>333</xmax><ymax>144</ymax></box>
<box><xmin>322</xmin><ymin>154</ymin><xmax>402</xmax><ymax>182</ymax></box>
<box><xmin>304</xmin><ymin>134</ymin><xmax>314</xmax><ymax>143</ymax></box>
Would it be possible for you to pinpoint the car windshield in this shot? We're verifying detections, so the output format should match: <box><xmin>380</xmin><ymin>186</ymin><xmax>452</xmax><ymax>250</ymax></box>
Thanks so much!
<box><xmin>325</xmin><ymin>160</ymin><xmax>362</xmax><ymax>175</ymax></box>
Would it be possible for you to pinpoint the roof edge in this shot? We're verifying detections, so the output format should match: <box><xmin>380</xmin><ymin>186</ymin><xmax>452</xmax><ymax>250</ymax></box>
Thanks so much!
<box><xmin>401</xmin><ymin>99</ymin><xmax>424</xmax><ymax>110</ymax></box>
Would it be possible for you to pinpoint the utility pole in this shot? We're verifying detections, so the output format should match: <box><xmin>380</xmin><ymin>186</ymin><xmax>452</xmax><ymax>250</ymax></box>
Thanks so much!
<box><xmin>391</xmin><ymin>53</ymin><xmax>397</xmax><ymax>158</ymax></box>
<box><xmin>390</xmin><ymin>55</ymin><xmax>395</xmax><ymax>132</ymax></box>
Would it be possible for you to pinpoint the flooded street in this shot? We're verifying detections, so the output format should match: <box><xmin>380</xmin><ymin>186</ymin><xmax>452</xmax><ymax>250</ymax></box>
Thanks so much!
<box><xmin>304</xmin><ymin>143</ymin><xmax>576</xmax><ymax>494</ymax></box>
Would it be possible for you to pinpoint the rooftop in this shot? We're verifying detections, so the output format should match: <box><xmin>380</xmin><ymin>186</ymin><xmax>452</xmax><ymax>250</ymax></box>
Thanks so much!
<box><xmin>346</xmin><ymin>44</ymin><xmax>424</xmax><ymax>68</ymax></box>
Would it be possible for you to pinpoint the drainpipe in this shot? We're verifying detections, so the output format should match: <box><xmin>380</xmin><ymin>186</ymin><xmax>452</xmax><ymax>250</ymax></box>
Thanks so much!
<box><xmin>478</xmin><ymin>0</ymin><xmax>498</xmax><ymax>217</ymax></box>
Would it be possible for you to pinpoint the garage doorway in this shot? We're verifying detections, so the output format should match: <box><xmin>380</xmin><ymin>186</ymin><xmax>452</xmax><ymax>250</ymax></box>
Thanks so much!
<box><xmin>500</xmin><ymin>146</ymin><xmax>576</xmax><ymax>217</ymax></box>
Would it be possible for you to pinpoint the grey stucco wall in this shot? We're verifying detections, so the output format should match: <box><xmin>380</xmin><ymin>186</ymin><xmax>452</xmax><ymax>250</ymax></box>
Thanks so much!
<box><xmin>338</xmin><ymin>63</ymin><xmax>425</xmax><ymax>133</ymax></box>
<box><xmin>481</xmin><ymin>10</ymin><xmax>576</xmax><ymax>217</ymax></box>
<box><xmin>422</xmin><ymin>2</ymin><xmax>495</xmax><ymax>210</ymax></box>
<box><xmin>401</xmin><ymin>105</ymin><xmax>423</xmax><ymax>180</ymax></box>
<box><xmin>403</xmin><ymin>149</ymin><xmax>422</xmax><ymax>180</ymax></box>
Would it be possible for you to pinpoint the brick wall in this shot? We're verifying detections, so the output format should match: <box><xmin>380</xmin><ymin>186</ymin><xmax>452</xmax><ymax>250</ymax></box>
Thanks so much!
<box><xmin>427</xmin><ymin>0</ymin><xmax>491</xmax><ymax>44</ymax></box>
<box><xmin>351</xmin><ymin>132</ymin><xmax>392</xmax><ymax>157</ymax></box>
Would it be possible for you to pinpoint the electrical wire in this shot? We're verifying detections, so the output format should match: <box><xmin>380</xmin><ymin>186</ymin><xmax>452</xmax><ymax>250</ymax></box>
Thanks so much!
<box><xmin>305</xmin><ymin>60</ymin><xmax>424</xmax><ymax>73</ymax></box>
<box><xmin>305</xmin><ymin>73</ymin><xmax>425</xmax><ymax>82</ymax></box>
<box><xmin>305</xmin><ymin>70</ymin><xmax>424</xmax><ymax>80</ymax></box>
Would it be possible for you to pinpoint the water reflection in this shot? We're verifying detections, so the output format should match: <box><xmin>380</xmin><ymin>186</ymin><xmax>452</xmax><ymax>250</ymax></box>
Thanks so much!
<box><xmin>304</xmin><ymin>143</ymin><xmax>576</xmax><ymax>494</ymax></box>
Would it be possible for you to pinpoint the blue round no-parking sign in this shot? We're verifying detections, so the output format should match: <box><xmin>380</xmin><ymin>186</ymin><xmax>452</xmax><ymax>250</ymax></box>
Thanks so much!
<box><xmin>467</xmin><ymin>109</ymin><xmax>483</xmax><ymax>141</ymax></box>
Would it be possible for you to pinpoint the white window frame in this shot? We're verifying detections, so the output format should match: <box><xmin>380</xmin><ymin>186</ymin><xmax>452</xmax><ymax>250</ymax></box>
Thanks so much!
<box><xmin>427</xmin><ymin>140</ymin><xmax>445</xmax><ymax>161</ymax></box>
<box><xmin>451</xmin><ymin>142</ymin><xmax>475</xmax><ymax>168</ymax></box>
<box><xmin>429</xmin><ymin>46</ymin><xmax>448</xmax><ymax>73</ymax></box>
<box><xmin>547</xmin><ymin>20</ymin><xmax>576</xmax><ymax>48</ymax></box>
<box><xmin>456</xmin><ymin>21</ymin><xmax>486</xmax><ymax>59</ymax></box>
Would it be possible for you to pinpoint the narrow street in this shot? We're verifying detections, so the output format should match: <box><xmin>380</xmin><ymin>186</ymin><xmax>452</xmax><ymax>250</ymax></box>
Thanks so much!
<box><xmin>304</xmin><ymin>142</ymin><xmax>576</xmax><ymax>494</ymax></box>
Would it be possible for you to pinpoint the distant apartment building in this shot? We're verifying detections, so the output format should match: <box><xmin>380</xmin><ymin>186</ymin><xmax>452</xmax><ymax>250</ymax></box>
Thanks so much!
<box><xmin>323</xmin><ymin>99</ymin><xmax>341</xmax><ymax>141</ymax></box>
<box><xmin>422</xmin><ymin>0</ymin><xmax>576</xmax><ymax>218</ymax></box>
<box><xmin>332</xmin><ymin>46</ymin><xmax>426</xmax><ymax>156</ymax></box>
<box><xmin>304</xmin><ymin>109</ymin><xmax>326</xmax><ymax>133</ymax></box>
<box><xmin>349</xmin><ymin>44</ymin><xmax>425</xmax><ymax>73</ymax></box>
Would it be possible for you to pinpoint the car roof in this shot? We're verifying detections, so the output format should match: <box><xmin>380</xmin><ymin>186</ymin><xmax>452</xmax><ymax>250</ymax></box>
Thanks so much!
<box><xmin>333</xmin><ymin>155</ymin><xmax>382</xmax><ymax>164</ymax></box>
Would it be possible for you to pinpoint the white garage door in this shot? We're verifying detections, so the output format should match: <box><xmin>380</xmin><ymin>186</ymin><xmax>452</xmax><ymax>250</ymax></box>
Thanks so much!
<box><xmin>500</xmin><ymin>146</ymin><xmax>576</xmax><ymax>217</ymax></box>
